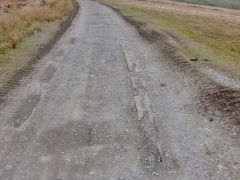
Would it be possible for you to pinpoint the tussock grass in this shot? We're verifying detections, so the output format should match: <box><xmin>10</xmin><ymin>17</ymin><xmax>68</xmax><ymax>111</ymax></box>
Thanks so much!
<box><xmin>100</xmin><ymin>0</ymin><xmax>240</xmax><ymax>77</ymax></box>
<box><xmin>0</xmin><ymin>0</ymin><xmax>74</xmax><ymax>53</ymax></box>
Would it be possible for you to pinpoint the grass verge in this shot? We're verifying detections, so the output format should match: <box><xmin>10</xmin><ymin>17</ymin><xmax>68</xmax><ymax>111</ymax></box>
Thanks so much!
<box><xmin>0</xmin><ymin>0</ymin><xmax>74</xmax><ymax>53</ymax></box>
<box><xmin>0</xmin><ymin>0</ymin><xmax>79</xmax><ymax>101</ymax></box>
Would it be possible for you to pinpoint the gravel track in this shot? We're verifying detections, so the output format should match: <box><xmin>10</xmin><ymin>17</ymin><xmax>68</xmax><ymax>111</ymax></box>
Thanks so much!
<box><xmin>0</xmin><ymin>0</ymin><xmax>239</xmax><ymax>179</ymax></box>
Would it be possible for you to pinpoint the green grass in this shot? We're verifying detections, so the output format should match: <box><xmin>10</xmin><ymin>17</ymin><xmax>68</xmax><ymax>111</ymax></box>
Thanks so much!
<box><xmin>174</xmin><ymin>0</ymin><xmax>240</xmax><ymax>10</ymax></box>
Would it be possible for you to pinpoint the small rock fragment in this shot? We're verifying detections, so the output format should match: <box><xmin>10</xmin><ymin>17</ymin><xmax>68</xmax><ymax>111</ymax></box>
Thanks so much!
<box><xmin>89</xmin><ymin>171</ymin><xmax>94</xmax><ymax>175</ymax></box>
<box><xmin>224</xmin><ymin>172</ymin><xmax>230</xmax><ymax>177</ymax></box>
<box><xmin>217</xmin><ymin>165</ymin><xmax>223</xmax><ymax>170</ymax></box>
<box><xmin>209</xmin><ymin>117</ymin><xmax>214</xmax><ymax>122</ymax></box>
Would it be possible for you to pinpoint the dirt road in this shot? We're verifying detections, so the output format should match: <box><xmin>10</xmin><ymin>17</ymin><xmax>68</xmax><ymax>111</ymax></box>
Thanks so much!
<box><xmin>0</xmin><ymin>0</ymin><xmax>239</xmax><ymax>179</ymax></box>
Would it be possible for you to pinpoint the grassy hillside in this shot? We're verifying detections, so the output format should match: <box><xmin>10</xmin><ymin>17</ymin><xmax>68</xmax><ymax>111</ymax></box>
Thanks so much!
<box><xmin>174</xmin><ymin>0</ymin><xmax>240</xmax><ymax>10</ymax></box>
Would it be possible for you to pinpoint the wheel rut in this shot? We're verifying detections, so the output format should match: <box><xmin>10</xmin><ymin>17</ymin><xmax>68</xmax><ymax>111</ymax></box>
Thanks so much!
<box><xmin>122</xmin><ymin>43</ymin><xmax>164</xmax><ymax>162</ymax></box>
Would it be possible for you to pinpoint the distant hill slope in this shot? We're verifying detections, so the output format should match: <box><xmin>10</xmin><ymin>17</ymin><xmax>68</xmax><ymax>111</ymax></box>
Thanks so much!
<box><xmin>174</xmin><ymin>0</ymin><xmax>240</xmax><ymax>10</ymax></box>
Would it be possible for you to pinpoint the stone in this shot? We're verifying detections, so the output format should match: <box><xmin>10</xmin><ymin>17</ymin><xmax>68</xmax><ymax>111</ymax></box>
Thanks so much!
<box><xmin>217</xmin><ymin>165</ymin><xmax>223</xmax><ymax>170</ymax></box>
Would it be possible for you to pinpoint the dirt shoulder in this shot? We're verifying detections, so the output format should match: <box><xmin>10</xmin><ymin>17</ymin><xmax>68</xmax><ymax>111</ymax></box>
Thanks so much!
<box><xmin>0</xmin><ymin>1</ymin><xmax>80</xmax><ymax>103</ymax></box>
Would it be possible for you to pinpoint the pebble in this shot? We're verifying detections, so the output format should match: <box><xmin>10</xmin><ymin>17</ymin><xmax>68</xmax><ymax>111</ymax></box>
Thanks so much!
<box><xmin>194</xmin><ymin>164</ymin><xmax>199</xmax><ymax>168</ymax></box>
<box><xmin>224</xmin><ymin>172</ymin><xmax>230</xmax><ymax>177</ymax></box>
<box><xmin>89</xmin><ymin>171</ymin><xmax>94</xmax><ymax>175</ymax></box>
<box><xmin>217</xmin><ymin>165</ymin><xmax>223</xmax><ymax>170</ymax></box>
<box><xmin>16</xmin><ymin>157</ymin><xmax>22</xmax><ymax>164</ymax></box>
<box><xmin>209</xmin><ymin>117</ymin><xmax>214</xmax><ymax>122</ymax></box>
<box><xmin>19</xmin><ymin>138</ymin><xmax>25</xmax><ymax>142</ymax></box>
<box><xmin>72</xmin><ymin>131</ymin><xmax>77</xmax><ymax>136</ymax></box>
<box><xmin>33</xmin><ymin>89</ymin><xmax>41</xmax><ymax>96</ymax></box>
<box><xmin>16</xmin><ymin>119</ymin><xmax>20</xmax><ymax>124</ymax></box>
<box><xmin>5</xmin><ymin>164</ymin><xmax>13</xmax><ymax>170</ymax></box>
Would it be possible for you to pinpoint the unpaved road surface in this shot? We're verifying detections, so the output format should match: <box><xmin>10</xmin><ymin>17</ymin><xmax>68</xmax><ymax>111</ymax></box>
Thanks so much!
<box><xmin>0</xmin><ymin>0</ymin><xmax>240</xmax><ymax>179</ymax></box>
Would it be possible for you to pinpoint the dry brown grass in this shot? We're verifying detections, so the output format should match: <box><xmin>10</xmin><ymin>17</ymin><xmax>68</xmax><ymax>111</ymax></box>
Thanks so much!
<box><xmin>0</xmin><ymin>0</ymin><xmax>74</xmax><ymax>53</ymax></box>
